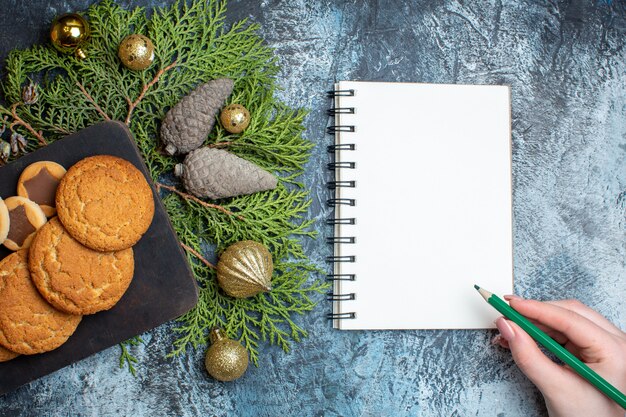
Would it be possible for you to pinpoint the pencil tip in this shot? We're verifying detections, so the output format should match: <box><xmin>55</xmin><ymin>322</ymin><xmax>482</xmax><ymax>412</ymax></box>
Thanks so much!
<box><xmin>474</xmin><ymin>284</ymin><xmax>480</xmax><ymax>291</ymax></box>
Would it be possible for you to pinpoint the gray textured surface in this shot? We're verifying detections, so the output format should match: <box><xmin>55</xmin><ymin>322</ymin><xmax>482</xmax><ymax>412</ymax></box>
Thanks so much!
<box><xmin>1</xmin><ymin>1</ymin><xmax>625</xmax><ymax>416</ymax></box>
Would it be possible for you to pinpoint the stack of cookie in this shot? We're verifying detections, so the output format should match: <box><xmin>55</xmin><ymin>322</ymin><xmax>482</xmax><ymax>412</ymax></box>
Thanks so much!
<box><xmin>0</xmin><ymin>155</ymin><xmax>154</xmax><ymax>362</ymax></box>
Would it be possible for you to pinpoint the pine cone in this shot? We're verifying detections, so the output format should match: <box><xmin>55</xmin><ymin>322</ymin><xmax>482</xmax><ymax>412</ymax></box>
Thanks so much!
<box><xmin>175</xmin><ymin>147</ymin><xmax>278</xmax><ymax>199</ymax></box>
<box><xmin>161</xmin><ymin>78</ymin><xmax>234</xmax><ymax>155</ymax></box>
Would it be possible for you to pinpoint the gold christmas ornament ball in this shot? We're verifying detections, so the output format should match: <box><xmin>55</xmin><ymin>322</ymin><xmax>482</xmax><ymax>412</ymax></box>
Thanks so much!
<box><xmin>217</xmin><ymin>240</ymin><xmax>273</xmax><ymax>298</ymax></box>
<box><xmin>220</xmin><ymin>104</ymin><xmax>251</xmax><ymax>134</ymax></box>
<box><xmin>204</xmin><ymin>328</ymin><xmax>249</xmax><ymax>382</ymax></box>
<box><xmin>50</xmin><ymin>13</ymin><xmax>90</xmax><ymax>59</ymax></box>
<box><xmin>118</xmin><ymin>34</ymin><xmax>155</xmax><ymax>71</ymax></box>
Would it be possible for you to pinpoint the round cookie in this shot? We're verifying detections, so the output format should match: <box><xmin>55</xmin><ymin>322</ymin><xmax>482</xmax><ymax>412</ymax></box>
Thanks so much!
<box><xmin>0</xmin><ymin>345</ymin><xmax>19</xmax><ymax>362</ymax></box>
<box><xmin>0</xmin><ymin>250</ymin><xmax>82</xmax><ymax>355</ymax></box>
<box><xmin>17</xmin><ymin>161</ymin><xmax>66</xmax><ymax>217</ymax></box>
<box><xmin>56</xmin><ymin>155</ymin><xmax>155</xmax><ymax>251</ymax></box>
<box><xmin>2</xmin><ymin>196</ymin><xmax>47</xmax><ymax>251</ymax></box>
<box><xmin>29</xmin><ymin>217</ymin><xmax>135</xmax><ymax>315</ymax></box>
<box><xmin>0</xmin><ymin>197</ymin><xmax>9</xmax><ymax>245</ymax></box>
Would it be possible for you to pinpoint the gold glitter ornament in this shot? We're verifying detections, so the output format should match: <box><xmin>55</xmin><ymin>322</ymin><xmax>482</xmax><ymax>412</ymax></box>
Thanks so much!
<box><xmin>50</xmin><ymin>13</ymin><xmax>90</xmax><ymax>59</ymax></box>
<box><xmin>219</xmin><ymin>104</ymin><xmax>251</xmax><ymax>134</ymax></box>
<box><xmin>217</xmin><ymin>240</ymin><xmax>273</xmax><ymax>298</ymax></box>
<box><xmin>118</xmin><ymin>34</ymin><xmax>155</xmax><ymax>71</ymax></box>
<box><xmin>204</xmin><ymin>328</ymin><xmax>249</xmax><ymax>382</ymax></box>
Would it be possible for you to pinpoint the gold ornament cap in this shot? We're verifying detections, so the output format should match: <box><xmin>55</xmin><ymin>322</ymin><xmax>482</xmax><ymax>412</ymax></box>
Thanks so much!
<box><xmin>220</xmin><ymin>104</ymin><xmax>251</xmax><ymax>134</ymax></box>
<box><xmin>118</xmin><ymin>34</ymin><xmax>155</xmax><ymax>71</ymax></box>
<box><xmin>217</xmin><ymin>240</ymin><xmax>273</xmax><ymax>298</ymax></box>
<box><xmin>50</xmin><ymin>13</ymin><xmax>90</xmax><ymax>59</ymax></box>
<box><xmin>205</xmin><ymin>328</ymin><xmax>249</xmax><ymax>382</ymax></box>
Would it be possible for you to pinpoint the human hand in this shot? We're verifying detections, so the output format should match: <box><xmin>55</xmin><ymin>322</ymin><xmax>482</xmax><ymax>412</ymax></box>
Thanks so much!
<box><xmin>492</xmin><ymin>297</ymin><xmax>626</xmax><ymax>417</ymax></box>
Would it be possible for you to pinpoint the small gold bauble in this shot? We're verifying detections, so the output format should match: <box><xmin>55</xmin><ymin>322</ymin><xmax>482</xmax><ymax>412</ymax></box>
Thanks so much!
<box><xmin>118</xmin><ymin>34</ymin><xmax>155</xmax><ymax>71</ymax></box>
<box><xmin>219</xmin><ymin>104</ymin><xmax>251</xmax><ymax>134</ymax></box>
<box><xmin>217</xmin><ymin>240</ymin><xmax>273</xmax><ymax>298</ymax></box>
<box><xmin>204</xmin><ymin>328</ymin><xmax>249</xmax><ymax>382</ymax></box>
<box><xmin>50</xmin><ymin>13</ymin><xmax>90</xmax><ymax>59</ymax></box>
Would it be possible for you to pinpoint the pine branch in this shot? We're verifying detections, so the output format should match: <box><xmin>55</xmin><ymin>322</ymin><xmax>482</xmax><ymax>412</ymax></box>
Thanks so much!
<box><xmin>156</xmin><ymin>182</ymin><xmax>244</xmax><ymax>220</ymax></box>
<box><xmin>0</xmin><ymin>0</ymin><xmax>330</xmax><ymax>370</ymax></box>
<box><xmin>125</xmin><ymin>61</ymin><xmax>177</xmax><ymax>125</ymax></box>
<box><xmin>181</xmin><ymin>242</ymin><xmax>216</xmax><ymax>269</ymax></box>
<box><xmin>119</xmin><ymin>336</ymin><xmax>144</xmax><ymax>377</ymax></box>
<box><xmin>76</xmin><ymin>81</ymin><xmax>111</xmax><ymax>121</ymax></box>
<box><xmin>9</xmin><ymin>103</ymin><xmax>47</xmax><ymax>145</ymax></box>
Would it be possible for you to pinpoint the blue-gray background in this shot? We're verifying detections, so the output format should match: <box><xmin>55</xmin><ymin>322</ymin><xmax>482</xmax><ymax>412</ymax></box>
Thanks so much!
<box><xmin>1</xmin><ymin>1</ymin><xmax>625</xmax><ymax>416</ymax></box>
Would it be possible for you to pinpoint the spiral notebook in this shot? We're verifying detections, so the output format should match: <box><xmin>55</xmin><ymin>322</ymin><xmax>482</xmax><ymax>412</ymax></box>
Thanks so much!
<box><xmin>327</xmin><ymin>81</ymin><xmax>514</xmax><ymax>330</ymax></box>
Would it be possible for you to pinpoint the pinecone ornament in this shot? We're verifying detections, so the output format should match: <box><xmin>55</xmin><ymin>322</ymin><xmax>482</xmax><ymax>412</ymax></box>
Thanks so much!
<box><xmin>175</xmin><ymin>147</ymin><xmax>277</xmax><ymax>199</ymax></box>
<box><xmin>161</xmin><ymin>78</ymin><xmax>234</xmax><ymax>155</ymax></box>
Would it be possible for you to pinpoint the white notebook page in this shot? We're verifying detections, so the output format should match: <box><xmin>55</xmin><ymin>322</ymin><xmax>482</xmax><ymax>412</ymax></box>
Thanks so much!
<box><xmin>332</xmin><ymin>81</ymin><xmax>513</xmax><ymax>330</ymax></box>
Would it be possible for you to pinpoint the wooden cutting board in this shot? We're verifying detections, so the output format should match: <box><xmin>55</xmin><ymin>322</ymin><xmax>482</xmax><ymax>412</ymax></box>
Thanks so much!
<box><xmin>0</xmin><ymin>121</ymin><xmax>199</xmax><ymax>396</ymax></box>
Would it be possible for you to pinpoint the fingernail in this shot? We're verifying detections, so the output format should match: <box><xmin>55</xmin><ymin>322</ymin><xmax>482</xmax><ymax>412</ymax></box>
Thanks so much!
<box><xmin>496</xmin><ymin>317</ymin><xmax>515</xmax><ymax>341</ymax></box>
<box><xmin>491</xmin><ymin>335</ymin><xmax>510</xmax><ymax>349</ymax></box>
<box><xmin>504</xmin><ymin>294</ymin><xmax>523</xmax><ymax>301</ymax></box>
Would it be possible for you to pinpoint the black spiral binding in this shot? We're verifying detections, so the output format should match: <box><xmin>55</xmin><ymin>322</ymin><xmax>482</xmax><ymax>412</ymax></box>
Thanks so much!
<box><xmin>327</xmin><ymin>143</ymin><xmax>355</xmax><ymax>152</ymax></box>
<box><xmin>326</xmin><ymin>236</ymin><xmax>355</xmax><ymax>244</ymax></box>
<box><xmin>326</xmin><ymin>87</ymin><xmax>357</xmax><ymax>323</ymax></box>
<box><xmin>327</xmin><ymin>161</ymin><xmax>355</xmax><ymax>169</ymax></box>
<box><xmin>326</xmin><ymin>125</ymin><xmax>355</xmax><ymax>134</ymax></box>
<box><xmin>327</xmin><ymin>180</ymin><xmax>356</xmax><ymax>190</ymax></box>
<box><xmin>326</xmin><ymin>218</ymin><xmax>355</xmax><ymax>225</ymax></box>
<box><xmin>327</xmin><ymin>107</ymin><xmax>355</xmax><ymax>116</ymax></box>
<box><xmin>327</xmin><ymin>89</ymin><xmax>355</xmax><ymax>98</ymax></box>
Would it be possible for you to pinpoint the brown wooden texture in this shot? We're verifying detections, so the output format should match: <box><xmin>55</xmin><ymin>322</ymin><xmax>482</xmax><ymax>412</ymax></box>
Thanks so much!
<box><xmin>0</xmin><ymin>121</ymin><xmax>198</xmax><ymax>396</ymax></box>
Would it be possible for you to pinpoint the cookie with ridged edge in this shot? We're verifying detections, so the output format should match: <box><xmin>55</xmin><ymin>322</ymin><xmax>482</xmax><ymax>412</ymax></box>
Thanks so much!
<box><xmin>0</xmin><ymin>345</ymin><xmax>19</xmax><ymax>362</ymax></box>
<box><xmin>0</xmin><ymin>197</ymin><xmax>8</xmax><ymax>245</ymax></box>
<box><xmin>2</xmin><ymin>196</ymin><xmax>47</xmax><ymax>251</ymax></box>
<box><xmin>0</xmin><ymin>250</ymin><xmax>82</xmax><ymax>355</ymax></box>
<box><xmin>56</xmin><ymin>155</ymin><xmax>155</xmax><ymax>251</ymax></box>
<box><xmin>17</xmin><ymin>161</ymin><xmax>66</xmax><ymax>217</ymax></box>
<box><xmin>29</xmin><ymin>217</ymin><xmax>135</xmax><ymax>315</ymax></box>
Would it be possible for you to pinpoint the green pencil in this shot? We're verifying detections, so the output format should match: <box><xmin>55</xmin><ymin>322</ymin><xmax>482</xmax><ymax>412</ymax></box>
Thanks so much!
<box><xmin>474</xmin><ymin>284</ymin><xmax>626</xmax><ymax>410</ymax></box>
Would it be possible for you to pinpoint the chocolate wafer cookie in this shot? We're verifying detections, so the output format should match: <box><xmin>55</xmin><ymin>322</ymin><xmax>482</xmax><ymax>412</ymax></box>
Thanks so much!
<box><xmin>17</xmin><ymin>161</ymin><xmax>66</xmax><ymax>217</ymax></box>
<box><xmin>2</xmin><ymin>196</ymin><xmax>47</xmax><ymax>251</ymax></box>
<box><xmin>0</xmin><ymin>197</ymin><xmax>8</xmax><ymax>245</ymax></box>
